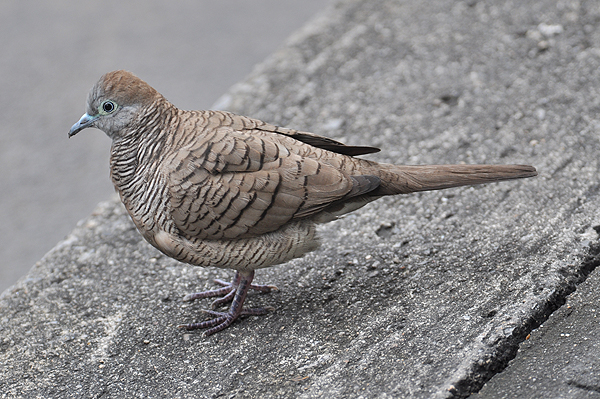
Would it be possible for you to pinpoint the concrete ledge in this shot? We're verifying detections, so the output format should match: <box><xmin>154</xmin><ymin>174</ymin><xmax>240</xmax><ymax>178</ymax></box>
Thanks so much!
<box><xmin>2</xmin><ymin>0</ymin><xmax>600</xmax><ymax>397</ymax></box>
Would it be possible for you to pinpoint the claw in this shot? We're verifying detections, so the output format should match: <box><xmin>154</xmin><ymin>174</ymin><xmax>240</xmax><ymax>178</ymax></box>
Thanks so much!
<box><xmin>180</xmin><ymin>270</ymin><xmax>275</xmax><ymax>336</ymax></box>
<box><xmin>183</xmin><ymin>272</ymin><xmax>277</xmax><ymax>304</ymax></box>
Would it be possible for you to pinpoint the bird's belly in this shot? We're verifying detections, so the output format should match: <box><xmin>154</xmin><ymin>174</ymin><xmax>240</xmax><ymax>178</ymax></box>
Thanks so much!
<box><xmin>152</xmin><ymin>220</ymin><xmax>319</xmax><ymax>271</ymax></box>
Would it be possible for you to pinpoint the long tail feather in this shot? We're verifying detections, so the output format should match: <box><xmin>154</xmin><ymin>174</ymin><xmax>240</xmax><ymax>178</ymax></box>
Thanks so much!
<box><xmin>376</xmin><ymin>164</ymin><xmax>537</xmax><ymax>195</ymax></box>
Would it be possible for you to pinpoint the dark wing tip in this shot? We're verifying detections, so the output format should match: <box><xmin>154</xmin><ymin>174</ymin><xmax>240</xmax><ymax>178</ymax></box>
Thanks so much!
<box><xmin>290</xmin><ymin>132</ymin><xmax>381</xmax><ymax>156</ymax></box>
<box><xmin>340</xmin><ymin>146</ymin><xmax>381</xmax><ymax>156</ymax></box>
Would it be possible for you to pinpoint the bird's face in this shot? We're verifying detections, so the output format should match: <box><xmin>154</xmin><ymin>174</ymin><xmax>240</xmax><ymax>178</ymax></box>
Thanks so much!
<box><xmin>68</xmin><ymin>96</ymin><xmax>143</xmax><ymax>140</ymax></box>
<box><xmin>69</xmin><ymin>70</ymin><xmax>160</xmax><ymax>140</ymax></box>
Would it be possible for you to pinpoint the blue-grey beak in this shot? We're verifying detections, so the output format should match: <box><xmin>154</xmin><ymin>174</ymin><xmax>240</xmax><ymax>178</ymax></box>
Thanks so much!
<box><xmin>69</xmin><ymin>113</ymin><xmax>97</xmax><ymax>137</ymax></box>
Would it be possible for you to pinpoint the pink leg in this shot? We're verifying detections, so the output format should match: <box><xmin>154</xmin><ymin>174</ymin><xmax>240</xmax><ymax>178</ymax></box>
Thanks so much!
<box><xmin>179</xmin><ymin>271</ymin><xmax>275</xmax><ymax>336</ymax></box>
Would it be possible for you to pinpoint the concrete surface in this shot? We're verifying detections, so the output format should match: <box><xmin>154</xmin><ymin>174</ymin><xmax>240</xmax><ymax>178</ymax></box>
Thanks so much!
<box><xmin>0</xmin><ymin>0</ymin><xmax>331</xmax><ymax>293</ymax></box>
<box><xmin>2</xmin><ymin>0</ymin><xmax>600</xmax><ymax>398</ymax></box>
<box><xmin>477</xmin><ymin>263</ymin><xmax>600</xmax><ymax>398</ymax></box>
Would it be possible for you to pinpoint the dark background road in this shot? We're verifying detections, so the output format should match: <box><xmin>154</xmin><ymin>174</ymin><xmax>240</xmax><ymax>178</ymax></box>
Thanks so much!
<box><xmin>0</xmin><ymin>1</ymin><xmax>331</xmax><ymax>292</ymax></box>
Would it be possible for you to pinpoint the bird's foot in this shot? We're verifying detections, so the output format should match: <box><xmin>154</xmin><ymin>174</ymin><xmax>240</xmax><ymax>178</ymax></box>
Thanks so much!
<box><xmin>179</xmin><ymin>270</ymin><xmax>275</xmax><ymax>336</ymax></box>
<box><xmin>179</xmin><ymin>307</ymin><xmax>274</xmax><ymax>336</ymax></box>
<box><xmin>182</xmin><ymin>271</ymin><xmax>277</xmax><ymax>309</ymax></box>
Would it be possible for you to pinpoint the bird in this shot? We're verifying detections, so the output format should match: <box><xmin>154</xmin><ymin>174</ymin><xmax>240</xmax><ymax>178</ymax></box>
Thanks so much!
<box><xmin>69</xmin><ymin>70</ymin><xmax>537</xmax><ymax>336</ymax></box>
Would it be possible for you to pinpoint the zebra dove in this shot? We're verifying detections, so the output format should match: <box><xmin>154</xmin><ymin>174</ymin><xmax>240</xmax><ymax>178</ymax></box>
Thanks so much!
<box><xmin>69</xmin><ymin>70</ymin><xmax>537</xmax><ymax>336</ymax></box>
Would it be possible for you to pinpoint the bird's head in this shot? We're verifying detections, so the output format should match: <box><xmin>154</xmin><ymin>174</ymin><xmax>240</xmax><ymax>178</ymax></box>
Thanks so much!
<box><xmin>69</xmin><ymin>70</ymin><xmax>161</xmax><ymax>140</ymax></box>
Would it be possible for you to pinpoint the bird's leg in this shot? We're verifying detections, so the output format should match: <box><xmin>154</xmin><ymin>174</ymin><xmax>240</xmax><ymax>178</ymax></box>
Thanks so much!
<box><xmin>183</xmin><ymin>271</ymin><xmax>277</xmax><ymax>309</ymax></box>
<box><xmin>179</xmin><ymin>270</ymin><xmax>274</xmax><ymax>336</ymax></box>
<box><xmin>215</xmin><ymin>275</ymin><xmax>277</xmax><ymax>292</ymax></box>
<box><xmin>182</xmin><ymin>272</ymin><xmax>242</xmax><ymax>303</ymax></box>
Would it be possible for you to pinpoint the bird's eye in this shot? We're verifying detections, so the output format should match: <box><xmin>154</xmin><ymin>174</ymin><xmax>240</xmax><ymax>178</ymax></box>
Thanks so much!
<box><xmin>100</xmin><ymin>100</ymin><xmax>117</xmax><ymax>115</ymax></box>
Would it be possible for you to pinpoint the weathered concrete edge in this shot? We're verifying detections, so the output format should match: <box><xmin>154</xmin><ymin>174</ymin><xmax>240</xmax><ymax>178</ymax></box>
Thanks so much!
<box><xmin>452</xmin><ymin>244</ymin><xmax>600</xmax><ymax>397</ymax></box>
<box><xmin>9</xmin><ymin>196</ymin><xmax>598</xmax><ymax>398</ymax></box>
<box><xmin>209</xmin><ymin>1</ymin><xmax>600</xmax><ymax>395</ymax></box>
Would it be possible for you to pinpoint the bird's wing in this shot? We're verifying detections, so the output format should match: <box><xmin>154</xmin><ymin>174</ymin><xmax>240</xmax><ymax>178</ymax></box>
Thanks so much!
<box><xmin>255</xmin><ymin>124</ymin><xmax>381</xmax><ymax>156</ymax></box>
<box><xmin>165</xmin><ymin>126</ymin><xmax>379</xmax><ymax>240</ymax></box>
<box><xmin>192</xmin><ymin>110</ymin><xmax>381</xmax><ymax>156</ymax></box>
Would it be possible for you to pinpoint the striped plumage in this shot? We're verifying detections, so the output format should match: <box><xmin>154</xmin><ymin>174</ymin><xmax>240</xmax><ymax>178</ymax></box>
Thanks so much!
<box><xmin>69</xmin><ymin>70</ymin><xmax>537</xmax><ymax>336</ymax></box>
